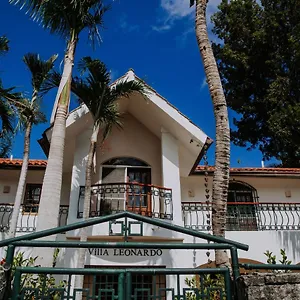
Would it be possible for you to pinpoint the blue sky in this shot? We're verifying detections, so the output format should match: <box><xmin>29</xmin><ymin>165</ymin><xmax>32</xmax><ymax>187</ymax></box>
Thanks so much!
<box><xmin>0</xmin><ymin>0</ymin><xmax>265</xmax><ymax>167</ymax></box>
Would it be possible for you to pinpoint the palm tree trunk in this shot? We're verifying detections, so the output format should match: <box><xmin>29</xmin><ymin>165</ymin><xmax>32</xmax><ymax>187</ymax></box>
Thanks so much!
<box><xmin>195</xmin><ymin>0</ymin><xmax>230</xmax><ymax>268</ymax></box>
<box><xmin>8</xmin><ymin>120</ymin><xmax>32</xmax><ymax>238</ymax></box>
<box><xmin>36</xmin><ymin>34</ymin><xmax>77</xmax><ymax>265</ymax></box>
<box><xmin>75</xmin><ymin>124</ymin><xmax>100</xmax><ymax>299</ymax></box>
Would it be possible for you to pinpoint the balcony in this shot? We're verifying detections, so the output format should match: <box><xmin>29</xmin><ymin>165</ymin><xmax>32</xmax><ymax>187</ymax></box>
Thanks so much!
<box><xmin>182</xmin><ymin>202</ymin><xmax>300</xmax><ymax>231</ymax></box>
<box><xmin>78</xmin><ymin>183</ymin><xmax>173</xmax><ymax>220</ymax></box>
<box><xmin>0</xmin><ymin>204</ymin><xmax>69</xmax><ymax>233</ymax></box>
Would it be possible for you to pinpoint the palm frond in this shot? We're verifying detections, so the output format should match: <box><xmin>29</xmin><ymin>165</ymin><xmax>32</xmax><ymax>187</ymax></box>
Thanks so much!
<box><xmin>0</xmin><ymin>36</ymin><xmax>9</xmax><ymax>55</ymax></box>
<box><xmin>39</xmin><ymin>70</ymin><xmax>62</xmax><ymax>96</ymax></box>
<box><xmin>0</xmin><ymin>98</ymin><xmax>14</xmax><ymax>135</ymax></box>
<box><xmin>9</xmin><ymin>0</ymin><xmax>45</xmax><ymax>19</ymax></box>
<box><xmin>78</xmin><ymin>56</ymin><xmax>110</xmax><ymax>85</ymax></box>
<box><xmin>0</xmin><ymin>133</ymin><xmax>13</xmax><ymax>158</ymax></box>
<box><xmin>71</xmin><ymin>57</ymin><xmax>146</xmax><ymax>141</ymax></box>
<box><xmin>110</xmin><ymin>80</ymin><xmax>147</xmax><ymax>100</ymax></box>
<box><xmin>0</xmin><ymin>81</ymin><xmax>22</xmax><ymax>134</ymax></box>
<box><xmin>10</xmin><ymin>0</ymin><xmax>109</xmax><ymax>44</ymax></box>
<box><xmin>23</xmin><ymin>53</ymin><xmax>58</xmax><ymax>94</ymax></box>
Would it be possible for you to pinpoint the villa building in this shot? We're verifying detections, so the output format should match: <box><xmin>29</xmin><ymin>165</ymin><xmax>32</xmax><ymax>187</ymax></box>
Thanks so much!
<box><xmin>0</xmin><ymin>70</ymin><xmax>300</xmax><ymax>298</ymax></box>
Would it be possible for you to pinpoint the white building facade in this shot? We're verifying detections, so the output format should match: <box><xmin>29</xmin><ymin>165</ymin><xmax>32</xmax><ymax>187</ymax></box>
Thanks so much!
<box><xmin>0</xmin><ymin>70</ymin><xmax>300</xmax><ymax>298</ymax></box>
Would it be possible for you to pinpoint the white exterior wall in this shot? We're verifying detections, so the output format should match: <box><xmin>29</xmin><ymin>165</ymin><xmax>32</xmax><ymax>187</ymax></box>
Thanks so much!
<box><xmin>181</xmin><ymin>175</ymin><xmax>300</xmax><ymax>203</ymax></box>
<box><xmin>0</xmin><ymin>169</ymin><xmax>45</xmax><ymax>204</ymax></box>
<box><xmin>95</xmin><ymin>113</ymin><xmax>162</xmax><ymax>185</ymax></box>
<box><xmin>67</xmin><ymin>113</ymin><xmax>164</xmax><ymax>236</ymax></box>
<box><xmin>161</xmin><ymin>129</ymin><xmax>183</xmax><ymax>227</ymax></box>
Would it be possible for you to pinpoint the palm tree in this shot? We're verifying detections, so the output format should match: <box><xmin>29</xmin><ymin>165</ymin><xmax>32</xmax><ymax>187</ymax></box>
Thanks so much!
<box><xmin>9</xmin><ymin>1</ymin><xmax>109</xmax><ymax>236</ymax></box>
<box><xmin>69</xmin><ymin>57</ymin><xmax>145</xmax><ymax>296</ymax></box>
<box><xmin>8</xmin><ymin>53</ymin><xmax>57</xmax><ymax>239</ymax></box>
<box><xmin>190</xmin><ymin>0</ymin><xmax>230</xmax><ymax>267</ymax></box>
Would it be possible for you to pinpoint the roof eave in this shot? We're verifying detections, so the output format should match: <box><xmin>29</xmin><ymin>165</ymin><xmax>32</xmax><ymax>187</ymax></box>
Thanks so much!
<box><xmin>189</xmin><ymin>137</ymin><xmax>214</xmax><ymax>176</ymax></box>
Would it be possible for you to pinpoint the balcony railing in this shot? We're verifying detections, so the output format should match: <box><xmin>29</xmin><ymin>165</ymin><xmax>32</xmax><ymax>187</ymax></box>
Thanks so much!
<box><xmin>182</xmin><ymin>202</ymin><xmax>300</xmax><ymax>231</ymax></box>
<box><xmin>78</xmin><ymin>183</ymin><xmax>173</xmax><ymax>220</ymax></box>
<box><xmin>0</xmin><ymin>204</ymin><xmax>69</xmax><ymax>233</ymax></box>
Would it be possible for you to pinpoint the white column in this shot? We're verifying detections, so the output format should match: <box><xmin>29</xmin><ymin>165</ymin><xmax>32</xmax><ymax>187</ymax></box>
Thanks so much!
<box><xmin>67</xmin><ymin>129</ymin><xmax>91</xmax><ymax>226</ymax></box>
<box><xmin>161</xmin><ymin>128</ymin><xmax>183</xmax><ymax>226</ymax></box>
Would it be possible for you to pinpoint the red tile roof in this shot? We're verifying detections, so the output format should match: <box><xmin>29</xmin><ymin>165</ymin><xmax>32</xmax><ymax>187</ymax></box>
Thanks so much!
<box><xmin>195</xmin><ymin>166</ymin><xmax>300</xmax><ymax>176</ymax></box>
<box><xmin>0</xmin><ymin>158</ymin><xmax>47</xmax><ymax>168</ymax></box>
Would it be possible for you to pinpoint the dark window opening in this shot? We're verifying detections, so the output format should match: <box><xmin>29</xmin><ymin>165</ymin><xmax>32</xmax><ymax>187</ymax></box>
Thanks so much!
<box><xmin>83</xmin><ymin>267</ymin><xmax>166</xmax><ymax>300</ymax></box>
<box><xmin>227</xmin><ymin>181</ymin><xmax>258</xmax><ymax>231</ymax></box>
<box><xmin>23</xmin><ymin>184</ymin><xmax>42</xmax><ymax>213</ymax></box>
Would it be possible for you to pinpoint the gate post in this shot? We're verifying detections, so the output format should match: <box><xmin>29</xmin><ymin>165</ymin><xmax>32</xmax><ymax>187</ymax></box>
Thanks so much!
<box><xmin>230</xmin><ymin>246</ymin><xmax>240</xmax><ymax>299</ymax></box>
<box><xmin>126</xmin><ymin>272</ymin><xmax>132</xmax><ymax>300</ymax></box>
<box><xmin>11</xmin><ymin>267</ymin><xmax>21</xmax><ymax>300</ymax></box>
<box><xmin>3</xmin><ymin>244</ymin><xmax>15</xmax><ymax>299</ymax></box>
<box><xmin>118</xmin><ymin>272</ymin><xmax>125</xmax><ymax>300</ymax></box>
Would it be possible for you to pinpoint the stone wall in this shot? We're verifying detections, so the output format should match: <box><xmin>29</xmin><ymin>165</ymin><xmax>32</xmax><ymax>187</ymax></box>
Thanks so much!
<box><xmin>237</xmin><ymin>273</ymin><xmax>300</xmax><ymax>300</ymax></box>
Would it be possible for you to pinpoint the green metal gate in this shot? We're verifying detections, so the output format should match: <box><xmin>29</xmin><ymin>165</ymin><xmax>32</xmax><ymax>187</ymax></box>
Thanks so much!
<box><xmin>11</xmin><ymin>267</ymin><xmax>232</xmax><ymax>299</ymax></box>
<box><xmin>0</xmin><ymin>211</ymin><xmax>249</xmax><ymax>299</ymax></box>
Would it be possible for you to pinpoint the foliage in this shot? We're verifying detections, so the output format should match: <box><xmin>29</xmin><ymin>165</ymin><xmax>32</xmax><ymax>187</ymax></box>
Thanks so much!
<box><xmin>0</xmin><ymin>80</ymin><xmax>21</xmax><ymax>136</ymax></box>
<box><xmin>9</xmin><ymin>0</ymin><xmax>109</xmax><ymax>46</ymax></box>
<box><xmin>1</xmin><ymin>250</ymin><xmax>66</xmax><ymax>299</ymax></box>
<box><xmin>183</xmin><ymin>275</ymin><xmax>225</xmax><ymax>300</ymax></box>
<box><xmin>73</xmin><ymin>57</ymin><xmax>146</xmax><ymax>135</ymax></box>
<box><xmin>264</xmin><ymin>248</ymin><xmax>292</xmax><ymax>273</ymax></box>
<box><xmin>0</xmin><ymin>36</ymin><xmax>9</xmax><ymax>55</ymax></box>
<box><xmin>264</xmin><ymin>249</ymin><xmax>292</xmax><ymax>265</ymax></box>
<box><xmin>212</xmin><ymin>0</ymin><xmax>300</xmax><ymax>167</ymax></box>
<box><xmin>0</xmin><ymin>134</ymin><xmax>13</xmax><ymax>158</ymax></box>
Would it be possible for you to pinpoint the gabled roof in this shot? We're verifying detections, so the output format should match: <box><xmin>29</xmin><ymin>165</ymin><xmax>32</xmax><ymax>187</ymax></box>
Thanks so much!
<box><xmin>194</xmin><ymin>166</ymin><xmax>300</xmax><ymax>178</ymax></box>
<box><xmin>39</xmin><ymin>69</ymin><xmax>212</xmax><ymax>175</ymax></box>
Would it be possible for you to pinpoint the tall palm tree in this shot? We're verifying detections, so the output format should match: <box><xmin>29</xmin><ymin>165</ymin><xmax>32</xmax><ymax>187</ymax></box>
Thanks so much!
<box><xmin>8</xmin><ymin>53</ymin><xmax>57</xmax><ymax>239</ymax></box>
<box><xmin>9</xmin><ymin>1</ymin><xmax>109</xmax><ymax>236</ymax></box>
<box><xmin>190</xmin><ymin>0</ymin><xmax>230</xmax><ymax>267</ymax></box>
<box><xmin>69</xmin><ymin>57</ymin><xmax>145</xmax><ymax>296</ymax></box>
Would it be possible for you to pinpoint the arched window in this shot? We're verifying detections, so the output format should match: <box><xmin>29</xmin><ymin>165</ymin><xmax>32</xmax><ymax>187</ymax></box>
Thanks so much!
<box><xmin>228</xmin><ymin>181</ymin><xmax>258</xmax><ymax>203</ymax></box>
<box><xmin>102</xmin><ymin>157</ymin><xmax>149</xmax><ymax>167</ymax></box>
<box><xmin>101</xmin><ymin>157</ymin><xmax>151</xmax><ymax>185</ymax></box>
<box><xmin>227</xmin><ymin>181</ymin><xmax>258</xmax><ymax>231</ymax></box>
<box><xmin>100</xmin><ymin>157</ymin><xmax>152</xmax><ymax>215</ymax></box>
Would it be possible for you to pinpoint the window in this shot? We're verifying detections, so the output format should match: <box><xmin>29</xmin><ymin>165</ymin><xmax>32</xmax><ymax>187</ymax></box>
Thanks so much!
<box><xmin>83</xmin><ymin>267</ymin><xmax>166</xmax><ymax>300</ymax></box>
<box><xmin>23</xmin><ymin>184</ymin><xmax>42</xmax><ymax>213</ymax></box>
<box><xmin>78</xmin><ymin>157</ymin><xmax>153</xmax><ymax>218</ymax></box>
<box><xmin>227</xmin><ymin>181</ymin><xmax>258</xmax><ymax>231</ymax></box>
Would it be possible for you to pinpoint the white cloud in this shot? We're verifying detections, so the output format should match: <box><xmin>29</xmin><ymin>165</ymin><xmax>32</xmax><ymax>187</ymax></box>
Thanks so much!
<box><xmin>119</xmin><ymin>14</ymin><xmax>139</xmax><ymax>33</ymax></box>
<box><xmin>152</xmin><ymin>24</ymin><xmax>172</xmax><ymax>32</ymax></box>
<box><xmin>160</xmin><ymin>0</ymin><xmax>194</xmax><ymax>20</ymax></box>
<box><xmin>153</xmin><ymin>0</ymin><xmax>222</xmax><ymax>33</ymax></box>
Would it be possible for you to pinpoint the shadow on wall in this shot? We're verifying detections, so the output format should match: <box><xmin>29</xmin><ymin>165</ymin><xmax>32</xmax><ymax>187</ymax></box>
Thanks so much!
<box><xmin>276</xmin><ymin>231</ymin><xmax>300</xmax><ymax>262</ymax></box>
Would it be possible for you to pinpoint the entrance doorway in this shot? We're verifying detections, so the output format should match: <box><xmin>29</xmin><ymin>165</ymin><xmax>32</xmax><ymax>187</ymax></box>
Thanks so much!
<box><xmin>83</xmin><ymin>266</ymin><xmax>166</xmax><ymax>300</ymax></box>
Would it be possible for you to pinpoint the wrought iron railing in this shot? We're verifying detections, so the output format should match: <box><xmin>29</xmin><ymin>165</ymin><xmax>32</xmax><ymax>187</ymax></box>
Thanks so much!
<box><xmin>182</xmin><ymin>202</ymin><xmax>300</xmax><ymax>231</ymax></box>
<box><xmin>78</xmin><ymin>183</ymin><xmax>173</xmax><ymax>220</ymax></box>
<box><xmin>0</xmin><ymin>204</ymin><xmax>69</xmax><ymax>233</ymax></box>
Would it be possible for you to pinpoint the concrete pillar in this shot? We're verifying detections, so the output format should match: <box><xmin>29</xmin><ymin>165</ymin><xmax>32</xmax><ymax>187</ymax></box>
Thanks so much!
<box><xmin>161</xmin><ymin>128</ymin><xmax>183</xmax><ymax>226</ymax></box>
<box><xmin>67</xmin><ymin>129</ymin><xmax>91</xmax><ymax>226</ymax></box>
